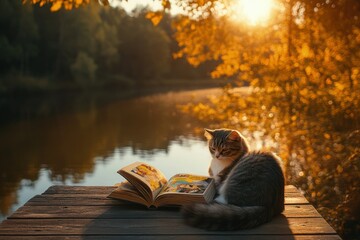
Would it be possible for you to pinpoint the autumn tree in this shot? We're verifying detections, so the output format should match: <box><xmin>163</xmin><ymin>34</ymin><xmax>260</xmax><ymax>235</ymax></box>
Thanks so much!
<box><xmin>172</xmin><ymin>1</ymin><xmax>359</xmax><ymax>237</ymax></box>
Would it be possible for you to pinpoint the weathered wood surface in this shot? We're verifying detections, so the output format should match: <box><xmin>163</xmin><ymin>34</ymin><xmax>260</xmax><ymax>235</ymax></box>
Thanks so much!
<box><xmin>0</xmin><ymin>185</ymin><xmax>341</xmax><ymax>240</ymax></box>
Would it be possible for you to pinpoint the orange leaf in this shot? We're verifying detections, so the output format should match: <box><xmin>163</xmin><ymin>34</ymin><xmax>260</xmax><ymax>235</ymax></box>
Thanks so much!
<box><xmin>50</xmin><ymin>1</ymin><xmax>62</xmax><ymax>11</ymax></box>
<box><xmin>145</xmin><ymin>12</ymin><xmax>163</xmax><ymax>26</ymax></box>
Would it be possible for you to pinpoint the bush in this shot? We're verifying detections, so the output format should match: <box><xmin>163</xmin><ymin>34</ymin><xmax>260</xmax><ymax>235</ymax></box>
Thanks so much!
<box><xmin>71</xmin><ymin>51</ymin><xmax>97</xmax><ymax>88</ymax></box>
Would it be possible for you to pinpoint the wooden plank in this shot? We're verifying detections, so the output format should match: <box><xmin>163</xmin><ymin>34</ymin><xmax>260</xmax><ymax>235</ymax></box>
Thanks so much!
<box><xmin>43</xmin><ymin>186</ymin><xmax>116</xmax><ymax>194</ymax></box>
<box><xmin>26</xmin><ymin>189</ymin><xmax>308</xmax><ymax>206</ymax></box>
<box><xmin>45</xmin><ymin>192</ymin><xmax>305</xmax><ymax>199</ymax></box>
<box><xmin>9</xmin><ymin>204</ymin><xmax>320</xmax><ymax>219</ymax></box>
<box><xmin>25</xmin><ymin>195</ymin><xmax>120</xmax><ymax>206</ymax></box>
<box><xmin>285</xmin><ymin>185</ymin><xmax>300</xmax><ymax>192</ymax></box>
<box><xmin>43</xmin><ymin>185</ymin><xmax>300</xmax><ymax>195</ymax></box>
<box><xmin>0</xmin><ymin>185</ymin><xmax>339</xmax><ymax>239</ymax></box>
<box><xmin>0</xmin><ymin>235</ymin><xmax>342</xmax><ymax>240</ymax></box>
<box><xmin>285</xmin><ymin>196</ymin><xmax>308</xmax><ymax>205</ymax></box>
<box><xmin>0</xmin><ymin>217</ymin><xmax>337</xmax><ymax>235</ymax></box>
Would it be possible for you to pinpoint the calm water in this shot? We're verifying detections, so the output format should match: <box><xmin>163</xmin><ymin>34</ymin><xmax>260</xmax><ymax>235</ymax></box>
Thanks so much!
<box><xmin>0</xmin><ymin>88</ymin><xmax>358</xmax><ymax>239</ymax></box>
<box><xmin>0</xmin><ymin>88</ymin><xmax>226</xmax><ymax>221</ymax></box>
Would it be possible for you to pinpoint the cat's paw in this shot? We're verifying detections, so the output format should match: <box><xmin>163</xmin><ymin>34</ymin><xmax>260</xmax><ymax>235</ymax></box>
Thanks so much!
<box><xmin>214</xmin><ymin>194</ymin><xmax>227</xmax><ymax>204</ymax></box>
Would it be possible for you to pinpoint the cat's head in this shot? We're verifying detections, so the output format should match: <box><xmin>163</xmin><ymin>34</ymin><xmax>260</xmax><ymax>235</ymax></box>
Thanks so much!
<box><xmin>204</xmin><ymin>128</ymin><xmax>249</xmax><ymax>161</ymax></box>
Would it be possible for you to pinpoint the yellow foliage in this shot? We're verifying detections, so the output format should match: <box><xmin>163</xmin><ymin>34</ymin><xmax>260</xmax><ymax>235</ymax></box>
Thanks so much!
<box><xmin>239</xmin><ymin>64</ymin><xmax>250</xmax><ymax>71</ymax></box>
<box><xmin>146</xmin><ymin>12</ymin><xmax>163</xmax><ymax>26</ymax></box>
<box><xmin>335</xmin><ymin>54</ymin><xmax>343</xmax><ymax>61</ymax></box>
<box><xmin>334</xmin><ymin>82</ymin><xmax>345</xmax><ymax>91</ymax></box>
<box><xmin>25</xmin><ymin>0</ymin><xmax>93</xmax><ymax>11</ymax></box>
<box><xmin>300</xmin><ymin>88</ymin><xmax>308</xmax><ymax>96</ymax></box>
<box><xmin>300</xmin><ymin>43</ymin><xmax>312</xmax><ymax>58</ymax></box>
<box><xmin>324</xmin><ymin>48</ymin><xmax>331</xmax><ymax>62</ymax></box>
<box><xmin>50</xmin><ymin>1</ymin><xmax>62</xmax><ymax>11</ymax></box>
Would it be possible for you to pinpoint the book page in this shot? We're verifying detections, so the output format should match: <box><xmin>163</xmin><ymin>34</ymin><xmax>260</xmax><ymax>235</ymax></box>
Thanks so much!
<box><xmin>160</xmin><ymin>174</ymin><xmax>212</xmax><ymax>195</ymax></box>
<box><xmin>115</xmin><ymin>181</ymin><xmax>139</xmax><ymax>193</ymax></box>
<box><xmin>108</xmin><ymin>181</ymin><xmax>151</xmax><ymax>207</ymax></box>
<box><xmin>119</xmin><ymin>162</ymin><xmax>167</xmax><ymax>201</ymax></box>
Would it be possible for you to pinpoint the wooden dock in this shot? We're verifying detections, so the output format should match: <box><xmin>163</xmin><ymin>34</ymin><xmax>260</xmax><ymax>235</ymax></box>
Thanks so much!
<box><xmin>0</xmin><ymin>185</ymin><xmax>340</xmax><ymax>239</ymax></box>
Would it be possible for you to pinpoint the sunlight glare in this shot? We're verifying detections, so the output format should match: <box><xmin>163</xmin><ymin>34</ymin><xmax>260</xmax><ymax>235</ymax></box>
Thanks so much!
<box><xmin>231</xmin><ymin>0</ymin><xmax>274</xmax><ymax>25</ymax></box>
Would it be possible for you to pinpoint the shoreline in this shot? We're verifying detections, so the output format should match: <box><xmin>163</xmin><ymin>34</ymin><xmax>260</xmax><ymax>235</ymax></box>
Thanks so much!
<box><xmin>0</xmin><ymin>83</ymin><xmax>236</xmax><ymax>127</ymax></box>
<box><xmin>0</xmin><ymin>77</ymin><xmax>236</xmax><ymax>98</ymax></box>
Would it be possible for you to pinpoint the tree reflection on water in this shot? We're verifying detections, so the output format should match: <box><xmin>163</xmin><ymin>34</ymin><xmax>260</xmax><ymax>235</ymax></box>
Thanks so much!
<box><xmin>0</xmin><ymin>90</ymin><xmax>212</xmax><ymax>219</ymax></box>
<box><xmin>0</xmin><ymin>88</ymin><xmax>359</xmax><ymax>239</ymax></box>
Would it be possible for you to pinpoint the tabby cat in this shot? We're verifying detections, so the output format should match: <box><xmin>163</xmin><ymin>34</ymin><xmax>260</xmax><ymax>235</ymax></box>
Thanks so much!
<box><xmin>182</xmin><ymin>128</ymin><xmax>285</xmax><ymax>230</ymax></box>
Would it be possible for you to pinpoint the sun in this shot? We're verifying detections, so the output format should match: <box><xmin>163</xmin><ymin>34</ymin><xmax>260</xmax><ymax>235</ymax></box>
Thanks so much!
<box><xmin>230</xmin><ymin>0</ymin><xmax>275</xmax><ymax>25</ymax></box>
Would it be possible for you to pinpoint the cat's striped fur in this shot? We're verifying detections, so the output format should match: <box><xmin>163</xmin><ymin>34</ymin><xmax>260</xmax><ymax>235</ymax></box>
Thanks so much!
<box><xmin>182</xmin><ymin>128</ymin><xmax>285</xmax><ymax>230</ymax></box>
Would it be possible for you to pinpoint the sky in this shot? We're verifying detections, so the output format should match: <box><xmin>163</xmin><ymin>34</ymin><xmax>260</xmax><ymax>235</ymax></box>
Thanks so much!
<box><xmin>111</xmin><ymin>0</ymin><xmax>184</xmax><ymax>15</ymax></box>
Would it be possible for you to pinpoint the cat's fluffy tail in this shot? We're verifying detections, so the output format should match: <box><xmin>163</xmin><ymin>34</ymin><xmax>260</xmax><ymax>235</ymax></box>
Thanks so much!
<box><xmin>181</xmin><ymin>203</ymin><xmax>270</xmax><ymax>231</ymax></box>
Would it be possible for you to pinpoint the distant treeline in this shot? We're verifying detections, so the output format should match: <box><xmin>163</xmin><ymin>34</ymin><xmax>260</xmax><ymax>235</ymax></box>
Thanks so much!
<box><xmin>0</xmin><ymin>1</ymin><xmax>217</xmax><ymax>93</ymax></box>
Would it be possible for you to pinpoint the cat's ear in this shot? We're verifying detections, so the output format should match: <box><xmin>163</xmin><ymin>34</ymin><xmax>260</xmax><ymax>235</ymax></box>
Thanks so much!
<box><xmin>227</xmin><ymin>130</ymin><xmax>241</xmax><ymax>141</ymax></box>
<box><xmin>204</xmin><ymin>128</ymin><xmax>214</xmax><ymax>140</ymax></box>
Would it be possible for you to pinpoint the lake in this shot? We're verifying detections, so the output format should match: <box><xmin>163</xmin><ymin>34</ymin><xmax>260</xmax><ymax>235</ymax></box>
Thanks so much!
<box><xmin>0</xmin><ymin>87</ymin><xmax>358</xmax><ymax>239</ymax></box>
<box><xmin>0</xmin><ymin>88</ymin><xmax>226</xmax><ymax>221</ymax></box>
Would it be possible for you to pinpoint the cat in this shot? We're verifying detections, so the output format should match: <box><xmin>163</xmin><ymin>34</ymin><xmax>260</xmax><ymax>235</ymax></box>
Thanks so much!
<box><xmin>182</xmin><ymin>128</ymin><xmax>285</xmax><ymax>230</ymax></box>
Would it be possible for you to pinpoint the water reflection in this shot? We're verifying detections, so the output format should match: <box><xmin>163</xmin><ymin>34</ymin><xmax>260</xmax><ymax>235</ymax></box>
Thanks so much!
<box><xmin>0</xmin><ymin>89</ymin><xmax>220</xmax><ymax>220</ymax></box>
<box><xmin>2</xmin><ymin>88</ymin><xmax>357</xmax><ymax>239</ymax></box>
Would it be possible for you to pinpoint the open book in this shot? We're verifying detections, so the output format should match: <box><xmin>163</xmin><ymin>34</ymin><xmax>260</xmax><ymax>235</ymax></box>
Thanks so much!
<box><xmin>108</xmin><ymin>162</ymin><xmax>216</xmax><ymax>208</ymax></box>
